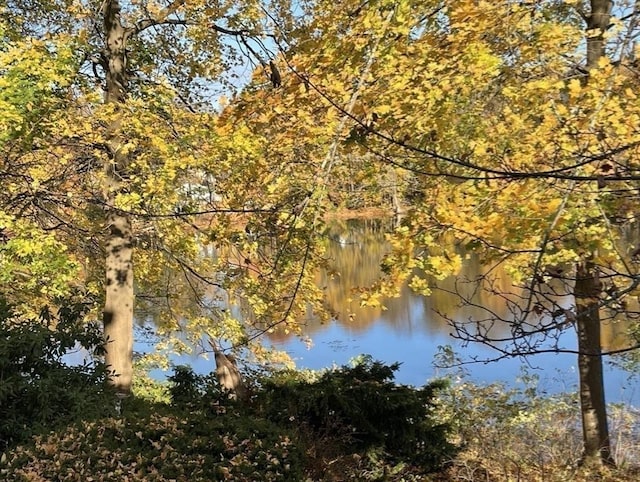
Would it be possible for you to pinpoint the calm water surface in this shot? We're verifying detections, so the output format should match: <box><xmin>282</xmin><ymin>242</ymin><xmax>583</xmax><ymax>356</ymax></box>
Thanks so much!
<box><xmin>163</xmin><ymin>220</ymin><xmax>639</xmax><ymax>405</ymax></box>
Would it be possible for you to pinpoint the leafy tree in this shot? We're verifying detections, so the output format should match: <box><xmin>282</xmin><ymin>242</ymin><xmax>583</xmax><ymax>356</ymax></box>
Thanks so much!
<box><xmin>249</xmin><ymin>0</ymin><xmax>640</xmax><ymax>468</ymax></box>
<box><xmin>1</xmin><ymin>1</ymin><xmax>331</xmax><ymax>397</ymax></box>
<box><xmin>0</xmin><ymin>21</ymin><xmax>83</xmax><ymax>315</ymax></box>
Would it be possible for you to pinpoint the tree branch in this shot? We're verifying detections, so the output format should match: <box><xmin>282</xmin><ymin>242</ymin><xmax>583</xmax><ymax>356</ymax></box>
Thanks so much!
<box><xmin>132</xmin><ymin>0</ymin><xmax>187</xmax><ymax>36</ymax></box>
<box><xmin>209</xmin><ymin>23</ymin><xmax>252</xmax><ymax>37</ymax></box>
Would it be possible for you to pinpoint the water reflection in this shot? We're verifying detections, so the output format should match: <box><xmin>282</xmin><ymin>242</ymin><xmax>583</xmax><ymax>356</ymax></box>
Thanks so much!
<box><xmin>271</xmin><ymin>220</ymin><xmax>633</xmax><ymax>350</ymax></box>
<box><xmin>134</xmin><ymin>219</ymin><xmax>637</xmax><ymax>404</ymax></box>
<box><xmin>265</xmin><ymin>220</ymin><xmax>637</xmax><ymax>404</ymax></box>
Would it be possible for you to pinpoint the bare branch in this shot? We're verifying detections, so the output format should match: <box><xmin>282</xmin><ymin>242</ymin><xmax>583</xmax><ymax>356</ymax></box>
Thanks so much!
<box><xmin>210</xmin><ymin>23</ymin><xmax>252</xmax><ymax>37</ymax></box>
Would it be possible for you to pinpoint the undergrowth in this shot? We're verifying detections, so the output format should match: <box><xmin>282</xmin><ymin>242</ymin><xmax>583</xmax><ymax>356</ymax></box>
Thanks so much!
<box><xmin>0</xmin><ymin>297</ymin><xmax>638</xmax><ymax>481</ymax></box>
<box><xmin>437</xmin><ymin>375</ymin><xmax>640</xmax><ymax>482</ymax></box>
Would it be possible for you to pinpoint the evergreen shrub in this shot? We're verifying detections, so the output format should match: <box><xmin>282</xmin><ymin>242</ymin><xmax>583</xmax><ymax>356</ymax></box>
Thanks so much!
<box><xmin>255</xmin><ymin>355</ymin><xmax>456</xmax><ymax>471</ymax></box>
<box><xmin>0</xmin><ymin>297</ymin><xmax>113</xmax><ymax>450</ymax></box>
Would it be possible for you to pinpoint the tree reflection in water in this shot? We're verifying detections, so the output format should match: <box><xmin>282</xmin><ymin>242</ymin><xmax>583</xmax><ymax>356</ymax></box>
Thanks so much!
<box><xmin>135</xmin><ymin>219</ymin><xmax>637</xmax><ymax>405</ymax></box>
<box><xmin>266</xmin><ymin>220</ymin><xmax>637</xmax><ymax>405</ymax></box>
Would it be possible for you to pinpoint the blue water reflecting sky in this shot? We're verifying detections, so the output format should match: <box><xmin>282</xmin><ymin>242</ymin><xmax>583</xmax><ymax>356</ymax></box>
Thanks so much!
<box><xmin>161</xmin><ymin>317</ymin><xmax>638</xmax><ymax>406</ymax></box>
<box><xmin>134</xmin><ymin>221</ymin><xmax>639</xmax><ymax>406</ymax></box>
<box><xmin>271</xmin><ymin>320</ymin><xmax>638</xmax><ymax>405</ymax></box>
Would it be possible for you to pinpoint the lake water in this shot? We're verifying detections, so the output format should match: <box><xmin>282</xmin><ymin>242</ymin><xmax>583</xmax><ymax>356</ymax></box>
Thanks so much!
<box><xmin>166</xmin><ymin>220</ymin><xmax>639</xmax><ymax>406</ymax></box>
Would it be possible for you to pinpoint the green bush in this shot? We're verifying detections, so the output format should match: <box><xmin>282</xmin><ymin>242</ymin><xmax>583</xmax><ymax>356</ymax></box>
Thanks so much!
<box><xmin>0</xmin><ymin>297</ymin><xmax>114</xmax><ymax>451</ymax></box>
<box><xmin>255</xmin><ymin>355</ymin><xmax>456</xmax><ymax>472</ymax></box>
<box><xmin>168</xmin><ymin>364</ymin><xmax>204</xmax><ymax>406</ymax></box>
<box><xmin>167</xmin><ymin>364</ymin><xmax>227</xmax><ymax>408</ymax></box>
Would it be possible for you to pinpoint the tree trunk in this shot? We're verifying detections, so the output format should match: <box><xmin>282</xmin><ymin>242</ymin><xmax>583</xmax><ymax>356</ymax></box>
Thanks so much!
<box><xmin>586</xmin><ymin>0</ymin><xmax>613</xmax><ymax>73</ymax></box>
<box><xmin>574</xmin><ymin>260</ymin><xmax>614</xmax><ymax>466</ymax></box>
<box><xmin>102</xmin><ymin>0</ymin><xmax>134</xmax><ymax>396</ymax></box>
<box><xmin>570</xmin><ymin>0</ymin><xmax>615</xmax><ymax>467</ymax></box>
<box><xmin>210</xmin><ymin>340</ymin><xmax>248</xmax><ymax>401</ymax></box>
